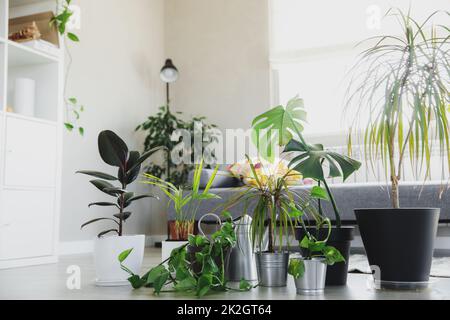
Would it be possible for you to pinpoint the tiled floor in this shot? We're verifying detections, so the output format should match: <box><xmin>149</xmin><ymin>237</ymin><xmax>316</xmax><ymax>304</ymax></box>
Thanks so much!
<box><xmin>0</xmin><ymin>248</ymin><xmax>449</xmax><ymax>300</ymax></box>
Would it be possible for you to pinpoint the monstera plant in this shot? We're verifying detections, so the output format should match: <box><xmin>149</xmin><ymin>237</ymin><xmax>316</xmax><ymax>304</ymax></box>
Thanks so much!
<box><xmin>77</xmin><ymin>130</ymin><xmax>163</xmax><ymax>237</ymax></box>
<box><xmin>252</xmin><ymin>96</ymin><xmax>361</xmax><ymax>286</ymax></box>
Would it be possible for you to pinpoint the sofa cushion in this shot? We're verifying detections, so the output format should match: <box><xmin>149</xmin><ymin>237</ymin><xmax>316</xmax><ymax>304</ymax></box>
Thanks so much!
<box><xmin>168</xmin><ymin>182</ymin><xmax>450</xmax><ymax>223</ymax></box>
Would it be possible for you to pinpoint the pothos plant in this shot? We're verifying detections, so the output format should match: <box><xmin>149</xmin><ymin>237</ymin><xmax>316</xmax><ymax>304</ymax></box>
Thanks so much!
<box><xmin>288</xmin><ymin>217</ymin><xmax>345</xmax><ymax>280</ymax></box>
<box><xmin>77</xmin><ymin>130</ymin><xmax>162</xmax><ymax>237</ymax></box>
<box><xmin>50</xmin><ymin>0</ymin><xmax>85</xmax><ymax>135</ymax></box>
<box><xmin>119</xmin><ymin>213</ymin><xmax>253</xmax><ymax>297</ymax></box>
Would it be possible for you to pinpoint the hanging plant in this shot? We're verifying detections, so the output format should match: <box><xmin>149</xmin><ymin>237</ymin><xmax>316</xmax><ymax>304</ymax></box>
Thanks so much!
<box><xmin>50</xmin><ymin>0</ymin><xmax>85</xmax><ymax>136</ymax></box>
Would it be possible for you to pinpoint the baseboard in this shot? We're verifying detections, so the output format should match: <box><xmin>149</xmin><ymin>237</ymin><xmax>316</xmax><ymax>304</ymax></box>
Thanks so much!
<box><xmin>58</xmin><ymin>236</ymin><xmax>163</xmax><ymax>256</ymax></box>
<box><xmin>146</xmin><ymin>235</ymin><xmax>166</xmax><ymax>247</ymax></box>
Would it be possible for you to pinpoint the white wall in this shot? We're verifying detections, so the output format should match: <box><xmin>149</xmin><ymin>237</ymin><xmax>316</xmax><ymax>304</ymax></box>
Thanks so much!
<box><xmin>59</xmin><ymin>0</ymin><xmax>166</xmax><ymax>245</ymax></box>
<box><xmin>59</xmin><ymin>0</ymin><xmax>272</xmax><ymax>246</ymax></box>
<box><xmin>164</xmin><ymin>0</ymin><xmax>271</xmax><ymax>130</ymax></box>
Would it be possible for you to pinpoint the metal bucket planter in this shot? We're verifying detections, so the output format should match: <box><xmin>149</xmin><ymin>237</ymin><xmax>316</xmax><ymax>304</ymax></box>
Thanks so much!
<box><xmin>293</xmin><ymin>257</ymin><xmax>327</xmax><ymax>295</ymax></box>
<box><xmin>256</xmin><ymin>252</ymin><xmax>289</xmax><ymax>287</ymax></box>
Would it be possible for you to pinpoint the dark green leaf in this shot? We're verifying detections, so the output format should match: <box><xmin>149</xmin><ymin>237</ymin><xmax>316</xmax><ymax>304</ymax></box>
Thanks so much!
<box><xmin>78</xmin><ymin>127</ymin><xmax>85</xmax><ymax>136</ymax></box>
<box><xmin>126</xmin><ymin>146</ymin><xmax>165</xmax><ymax>175</ymax></box>
<box><xmin>114</xmin><ymin>212</ymin><xmax>132</xmax><ymax>221</ymax></box>
<box><xmin>81</xmin><ymin>218</ymin><xmax>117</xmax><ymax>229</ymax></box>
<box><xmin>98</xmin><ymin>130</ymin><xmax>129</xmax><ymax>168</ymax></box>
<box><xmin>197</xmin><ymin>274</ymin><xmax>212</xmax><ymax>297</ymax></box>
<box><xmin>175</xmin><ymin>276</ymin><xmax>197</xmax><ymax>291</ymax></box>
<box><xmin>128</xmin><ymin>275</ymin><xmax>146</xmax><ymax>289</ymax></box>
<box><xmin>77</xmin><ymin>170</ymin><xmax>118</xmax><ymax>181</ymax></box>
<box><xmin>88</xmin><ymin>202</ymin><xmax>119</xmax><ymax>208</ymax></box>
<box><xmin>97</xmin><ymin>229</ymin><xmax>119</xmax><ymax>238</ymax></box>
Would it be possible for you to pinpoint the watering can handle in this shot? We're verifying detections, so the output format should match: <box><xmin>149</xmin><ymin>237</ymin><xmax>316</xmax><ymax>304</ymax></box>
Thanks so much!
<box><xmin>198</xmin><ymin>213</ymin><xmax>222</xmax><ymax>238</ymax></box>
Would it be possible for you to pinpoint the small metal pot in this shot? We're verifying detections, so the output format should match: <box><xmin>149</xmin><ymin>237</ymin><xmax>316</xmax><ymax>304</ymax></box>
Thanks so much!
<box><xmin>256</xmin><ymin>252</ymin><xmax>289</xmax><ymax>287</ymax></box>
<box><xmin>293</xmin><ymin>258</ymin><xmax>327</xmax><ymax>296</ymax></box>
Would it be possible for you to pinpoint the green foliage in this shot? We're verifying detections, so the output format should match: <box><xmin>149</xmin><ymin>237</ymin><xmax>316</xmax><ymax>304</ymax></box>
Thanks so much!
<box><xmin>252</xmin><ymin>96</ymin><xmax>307</xmax><ymax>162</ymax></box>
<box><xmin>50</xmin><ymin>1</ymin><xmax>85</xmax><ymax>135</ymax></box>
<box><xmin>119</xmin><ymin>215</ymin><xmax>253</xmax><ymax>297</ymax></box>
<box><xmin>345</xmin><ymin>9</ymin><xmax>450</xmax><ymax>208</ymax></box>
<box><xmin>288</xmin><ymin>220</ymin><xmax>345</xmax><ymax>280</ymax></box>
<box><xmin>288</xmin><ymin>258</ymin><xmax>305</xmax><ymax>279</ymax></box>
<box><xmin>142</xmin><ymin>159</ymin><xmax>220</xmax><ymax>225</ymax></box>
<box><xmin>77</xmin><ymin>130</ymin><xmax>161</xmax><ymax>237</ymax></box>
<box><xmin>285</xmin><ymin>140</ymin><xmax>361</xmax><ymax>182</ymax></box>
<box><xmin>136</xmin><ymin>106</ymin><xmax>218</xmax><ymax>187</ymax></box>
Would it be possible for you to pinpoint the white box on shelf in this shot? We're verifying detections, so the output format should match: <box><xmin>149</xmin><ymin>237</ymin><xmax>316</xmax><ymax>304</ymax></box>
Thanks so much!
<box><xmin>13</xmin><ymin>78</ymin><xmax>35</xmax><ymax>117</ymax></box>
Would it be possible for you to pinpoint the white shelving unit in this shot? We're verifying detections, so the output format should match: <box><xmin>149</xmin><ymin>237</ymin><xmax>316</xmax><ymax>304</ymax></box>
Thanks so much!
<box><xmin>0</xmin><ymin>0</ymin><xmax>63</xmax><ymax>269</ymax></box>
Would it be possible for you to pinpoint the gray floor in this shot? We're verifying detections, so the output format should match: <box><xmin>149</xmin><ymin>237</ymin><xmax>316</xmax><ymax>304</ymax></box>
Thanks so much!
<box><xmin>0</xmin><ymin>248</ymin><xmax>449</xmax><ymax>300</ymax></box>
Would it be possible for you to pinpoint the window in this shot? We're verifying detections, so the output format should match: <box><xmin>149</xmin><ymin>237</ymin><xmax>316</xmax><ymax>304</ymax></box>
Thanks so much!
<box><xmin>270</xmin><ymin>0</ymin><xmax>449</xmax><ymax>140</ymax></box>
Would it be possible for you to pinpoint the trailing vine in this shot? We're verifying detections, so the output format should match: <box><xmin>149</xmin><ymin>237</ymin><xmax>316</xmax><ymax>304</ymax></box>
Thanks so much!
<box><xmin>50</xmin><ymin>0</ymin><xmax>85</xmax><ymax>136</ymax></box>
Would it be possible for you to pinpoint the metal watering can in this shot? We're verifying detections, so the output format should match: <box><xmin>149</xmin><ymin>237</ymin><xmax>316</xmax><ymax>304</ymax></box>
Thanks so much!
<box><xmin>225</xmin><ymin>214</ymin><xmax>258</xmax><ymax>282</ymax></box>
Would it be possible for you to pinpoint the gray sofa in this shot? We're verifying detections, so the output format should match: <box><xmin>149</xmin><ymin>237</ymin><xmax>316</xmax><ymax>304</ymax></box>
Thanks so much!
<box><xmin>168</xmin><ymin>182</ymin><xmax>450</xmax><ymax>223</ymax></box>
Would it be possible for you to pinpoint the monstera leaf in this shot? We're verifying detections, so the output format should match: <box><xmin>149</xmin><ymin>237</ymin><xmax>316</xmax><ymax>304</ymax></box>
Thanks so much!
<box><xmin>285</xmin><ymin>139</ymin><xmax>361</xmax><ymax>182</ymax></box>
<box><xmin>252</xmin><ymin>96</ymin><xmax>307</xmax><ymax>161</ymax></box>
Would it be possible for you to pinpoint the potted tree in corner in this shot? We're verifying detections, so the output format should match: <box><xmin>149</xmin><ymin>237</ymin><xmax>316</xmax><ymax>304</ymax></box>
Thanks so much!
<box><xmin>345</xmin><ymin>9</ymin><xmax>449</xmax><ymax>289</ymax></box>
<box><xmin>77</xmin><ymin>130</ymin><xmax>161</xmax><ymax>286</ymax></box>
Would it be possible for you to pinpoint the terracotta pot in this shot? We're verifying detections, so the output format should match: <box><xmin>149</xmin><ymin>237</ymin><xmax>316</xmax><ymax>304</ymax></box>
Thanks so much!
<box><xmin>169</xmin><ymin>221</ymin><xmax>194</xmax><ymax>241</ymax></box>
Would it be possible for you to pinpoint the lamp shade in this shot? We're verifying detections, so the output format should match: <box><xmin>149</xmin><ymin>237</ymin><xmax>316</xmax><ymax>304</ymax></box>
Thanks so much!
<box><xmin>160</xmin><ymin>59</ymin><xmax>179</xmax><ymax>83</ymax></box>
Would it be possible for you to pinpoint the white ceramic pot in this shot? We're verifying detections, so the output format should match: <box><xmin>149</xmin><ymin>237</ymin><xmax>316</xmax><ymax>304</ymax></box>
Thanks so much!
<box><xmin>94</xmin><ymin>235</ymin><xmax>145</xmax><ymax>286</ymax></box>
<box><xmin>161</xmin><ymin>240</ymin><xmax>188</xmax><ymax>264</ymax></box>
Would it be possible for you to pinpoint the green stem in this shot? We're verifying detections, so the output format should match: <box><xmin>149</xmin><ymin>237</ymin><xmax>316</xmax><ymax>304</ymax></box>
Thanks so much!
<box><xmin>322</xmin><ymin>179</ymin><xmax>341</xmax><ymax>228</ymax></box>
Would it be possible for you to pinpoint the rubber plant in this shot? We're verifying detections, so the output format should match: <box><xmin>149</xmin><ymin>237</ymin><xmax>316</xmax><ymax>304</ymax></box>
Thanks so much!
<box><xmin>118</xmin><ymin>213</ymin><xmax>253</xmax><ymax>297</ymax></box>
<box><xmin>50</xmin><ymin>0</ymin><xmax>85</xmax><ymax>135</ymax></box>
<box><xmin>77</xmin><ymin>130</ymin><xmax>163</xmax><ymax>237</ymax></box>
<box><xmin>142</xmin><ymin>159</ymin><xmax>220</xmax><ymax>240</ymax></box>
<box><xmin>345</xmin><ymin>8</ymin><xmax>449</xmax><ymax>208</ymax></box>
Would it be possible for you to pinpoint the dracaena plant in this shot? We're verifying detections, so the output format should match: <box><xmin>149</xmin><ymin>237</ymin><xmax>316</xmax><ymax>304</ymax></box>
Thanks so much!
<box><xmin>345</xmin><ymin>9</ymin><xmax>449</xmax><ymax>208</ymax></box>
<box><xmin>77</xmin><ymin>130</ymin><xmax>163</xmax><ymax>237</ymax></box>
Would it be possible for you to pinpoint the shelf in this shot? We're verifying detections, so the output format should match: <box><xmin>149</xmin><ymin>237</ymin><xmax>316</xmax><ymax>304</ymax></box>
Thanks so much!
<box><xmin>8</xmin><ymin>40</ymin><xmax>60</xmax><ymax>67</ymax></box>
<box><xmin>9</xmin><ymin>0</ymin><xmax>44</xmax><ymax>8</ymax></box>
<box><xmin>4</xmin><ymin>111</ymin><xmax>57</xmax><ymax>126</ymax></box>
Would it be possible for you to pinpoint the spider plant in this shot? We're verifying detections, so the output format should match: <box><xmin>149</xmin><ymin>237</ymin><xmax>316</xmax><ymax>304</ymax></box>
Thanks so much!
<box><xmin>142</xmin><ymin>159</ymin><xmax>220</xmax><ymax>240</ymax></box>
<box><xmin>345</xmin><ymin>8</ymin><xmax>449</xmax><ymax>208</ymax></box>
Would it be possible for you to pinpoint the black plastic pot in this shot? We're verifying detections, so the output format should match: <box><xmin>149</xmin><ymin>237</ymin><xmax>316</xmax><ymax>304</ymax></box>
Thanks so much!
<box><xmin>355</xmin><ymin>208</ymin><xmax>440</xmax><ymax>289</ymax></box>
<box><xmin>295</xmin><ymin>226</ymin><xmax>354</xmax><ymax>286</ymax></box>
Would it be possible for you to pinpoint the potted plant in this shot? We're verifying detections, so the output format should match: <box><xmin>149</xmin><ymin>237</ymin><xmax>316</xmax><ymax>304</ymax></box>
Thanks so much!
<box><xmin>345</xmin><ymin>9</ymin><xmax>449</xmax><ymax>288</ymax></box>
<box><xmin>135</xmin><ymin>105</ymin><xmax>217</xmax><ymax>187</ymax></box>
<box><xmin>252</xmin><ymin>96</ymin><xmax>361</xmax><ymax>285</ymax></box>
<box><xmin>77</xmin><ymin>130</ymin><xmax>162</xmax><ymax>286</ymax></box>
<box><xmin>289</xmin><ymin>217</ymin><xmax>345</xmax><ymax>295</ymax></box>
<box><xmin>118</xmin><ymin>212</ymin><xmax>253</xmax><ymax>297</ymax></box>
<box><xmin>284</xmin><ymin>139</ymin><xmax>361</xmax><ymax>285</ymax></box>
<box><xmin>142</xmin><ymin>160</ymin><xmax>220</xmax><ymax>262</ymax></box>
